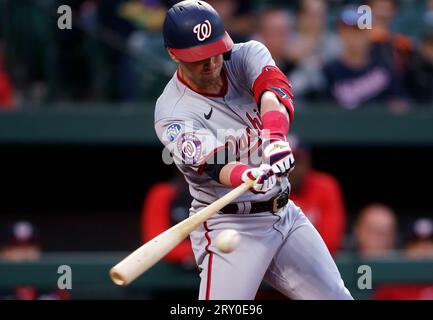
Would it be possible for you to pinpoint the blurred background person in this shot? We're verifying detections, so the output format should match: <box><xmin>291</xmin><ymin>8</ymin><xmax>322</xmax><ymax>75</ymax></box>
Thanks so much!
<box><xmin>119</xmin><ymin>0</ymin><xmax>179</xmax><ymax>101</ymax></box>
<box><xmin>207</xmin><ymin>0</ymin><xmax>254</xmax><ymax>43</ymax></box>
<box><xmin>255</xmin><ymin>7</ymin><xmax>296</xmax><ymax>75</ymax></box>
<box><xmin>374</xmin><ymin>281</ymin><xmax>433</xmax><ymax>300</ymax></box>
<box><xmin>373</xmin><ymin>218</ymin><xmax>433</xmax><ymax>300</ymax></box>
<box><xmin>406</xmin><ymin>31</ymin><xmax>433</xmax><ymax>105</ymax></box>
<box><xmin>288</xmin><ymin>135</ymin><xmax>346</xmax><ymax>255</ymax></box>
<box><xmin>207</xmin><ymin>0</ymin><xmax>253</xmax><ymax>43</ymax></box>
<box><xmin>0</xmin><ymin>221</ymin><xmax>70</xmax><ymax>300</ymax></box>
<box><xmin>96</xmin><ymin>0</ymin><xmax>137</xmax><ymax>102</ymax></box>
<box><xmin>51</xmin><ymin>0</ymin><xmax>98</xmax><ymax>102</ymax></box>
<box><xmin>118</xmin><ymin>0</ymin><xmax>166</xmax><ymax>32</ymax></box>
<box><xmin>322</xmin><ymin>5</ymin><xmax>408</xmax><ymax>110</ymax></box>
<box><xmin>0</xmin><ymin>43</ymin><xmax>16</xmax><ymax>110</ymax></box>
<box><xmin>141</xmin><ymin>169</ymin><xmax>195</xmax><ymax>269</ymax></box>
<box><xmin>0</xmin><ymin>221</ymin><xmax>41</xmax><ymax>262</ymax></box>
<box><xmin>425</xmin><ymin>0</ymin><xmax>433</xmax><ymax>28</ymax></box>
<box><xmin>352</xmin><ymin>203</ymin><xmax>398</xmax><ymax>258</ymax></box>
<box><xmin>368</xmin><ymin>0</ymin><xmax>414</xmax><ymax>84</ymax></box>
<box><xmin>404</xmin><ymin>218</ymin><xmax>433</xmax><ymax>259</ymax></box>
<box><xmin>287</xmin><ymin>0</ymin><xmax>341</xmax><ymax>101</ymax></box>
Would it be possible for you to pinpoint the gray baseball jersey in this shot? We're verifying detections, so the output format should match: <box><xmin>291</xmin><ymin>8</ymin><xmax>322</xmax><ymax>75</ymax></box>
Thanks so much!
<box><xmin>155</xmin><ymin>41</ymin><xmax>286</xmax><ymax>212</ymax></box>
<box><xmin>154</xmin><ymin>40</ymin><xmax>353</xmax><ymax>300</ymax></box>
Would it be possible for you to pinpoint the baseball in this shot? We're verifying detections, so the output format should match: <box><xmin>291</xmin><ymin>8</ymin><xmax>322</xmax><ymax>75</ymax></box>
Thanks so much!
<box><xmin>215</xmin><ymin>229</ymin><xmax>241</xmax><ymax>253</ymax></box>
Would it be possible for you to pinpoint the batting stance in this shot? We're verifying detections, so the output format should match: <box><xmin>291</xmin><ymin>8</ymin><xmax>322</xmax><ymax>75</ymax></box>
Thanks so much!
<box><xmin>155</xmin><ymin>0</ymin><xmax>353</xmax><ymax>300</ymax></box>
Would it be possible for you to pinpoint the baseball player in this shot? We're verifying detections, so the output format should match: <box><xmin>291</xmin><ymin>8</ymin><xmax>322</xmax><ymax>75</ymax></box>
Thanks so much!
<box><xmin>155</xmin><ymin>0</ymin><xmax>353</xmax><ymax>300</ymax></box>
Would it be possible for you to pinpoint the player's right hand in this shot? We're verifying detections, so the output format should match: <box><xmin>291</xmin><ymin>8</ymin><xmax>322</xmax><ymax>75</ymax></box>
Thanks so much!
<box><xmin>241</xmin><ymin>164</ymin><xmax>276</xmax><ymax>193</ymax></box>
<box><xmin>263</xmin><ymin>140</ymin><xmax>295</xmax><ymax>177</ymax></box>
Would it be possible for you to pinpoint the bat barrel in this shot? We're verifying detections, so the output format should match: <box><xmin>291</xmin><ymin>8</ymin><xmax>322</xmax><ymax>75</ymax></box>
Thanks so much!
<box><xmin>109</xmin><ymin>180</ymin><xmax>254</xmax><ymax>286</ymax></box>
<box><xmin>109</xmin><ymin>230</ymin><xmax>183</xmax><ymax>286</ymax></box>
<box><xmin>110</xmin><ymin>268</ymin><xmax>127</xmax><ymax>286</ymax></box>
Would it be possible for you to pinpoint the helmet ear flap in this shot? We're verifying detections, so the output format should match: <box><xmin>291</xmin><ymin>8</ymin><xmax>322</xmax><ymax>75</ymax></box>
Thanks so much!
<box><xmin>223</xmin><ymin>50</ymin><xmax>232</xmax><ymax>61</ymax></box>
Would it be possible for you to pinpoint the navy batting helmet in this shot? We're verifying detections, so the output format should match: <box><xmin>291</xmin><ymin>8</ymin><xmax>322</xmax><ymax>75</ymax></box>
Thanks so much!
<box><xmin>163</xmin><ymin>0</ymin><xmax>233</xmax><ymax>62</ymax></box>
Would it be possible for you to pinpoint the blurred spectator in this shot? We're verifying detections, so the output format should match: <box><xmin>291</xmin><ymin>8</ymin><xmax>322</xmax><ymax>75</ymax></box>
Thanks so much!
<box><xmin>425</xmin><ymin>0</ymin><xmax>433</xmax><ymax>27</ymax></box>
<box><xmin>368</xmin><ymin>0</ymin><xmax>414</xmax><ymax>81</ymax></box>
<box><xmin>53</xmin><ymin>0</ymin><xmax>98</xmax><ymax>102</ymax></box>
<box><xmin>374</xmin><ymin>283</ymin><xmax>433</xmax><ymax>300</ymax></box>
<box><xmin>406</xmin><ymin>31</ymin><xmax>433</xmax><ymax>104</ymax></box>
<box><xmin>0</xmin><ymin>221</ymin><xmax>70</xmax><ymax>300</ymax></box>
<box><xmin>404</xmin><ymin>218</ymin><xmax>433</xmax><ymax>259</ymax></box>
<box><xmin>368</xmin><ymin>0</ymin><xmax>399</xmax><ymax>33</ymax></box>
<box><xmin>288</xmin><ymin>135</ymin><xmax>346</xmax><ymax>255</ymax></box>
<box><xmin>255</xmin><ymin>8</ymin><xmax>296</xmax><ymax>75</ymax></box>
<box><xmin>118</xmin><ymin>0</ymin><xmax>166</xmax><ymax>32</ymax></box>
<box><xmin>352</xmin><ymin>203</ymin><xmax>398</xmax><ymax>258</ymax></box>
<box><xmin>97</xmin><ymin>0</ymin><xmax>137</xmax><ymax>101</ymax></box>
<box><xmin>0</xmin><ymin>44</ymin><xmax>16</xmax><ymax>110</ymax></box>
<box><xmin>207</xmin><ymin>0</ymin><xmax>254</xmax><ymax>43</ymax></box>
<box><xmin>0</xmin><ymin>221</ymin><xmax>40</xmax><ymax>262</ymax></box>
<box><xmin>322</xmin><ymin>5</ymin><xmax>408</xmax><ymax>110</ymax></box>
<box><xmin>373</xmin><ymin>218</ymin><xmax>433</xmax><ymax>300</ymax></box>
<box><xmin>141</xmin><ymin>170</ymin><xmax>195</xmax><ymax>269</ymax></box>
<box><xmin>0</xmin><ymin>285</ymin><xmax>71</xmax><ymax>300</ymax></box>
<box><xmin>287</xmin><ymin>0</ymin><xmax>341</xmax><ymax>100</ymax></box>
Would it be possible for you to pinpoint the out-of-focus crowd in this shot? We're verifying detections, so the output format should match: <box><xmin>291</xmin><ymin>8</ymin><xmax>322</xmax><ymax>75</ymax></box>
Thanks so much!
<box><xmin>0</xmin><ymin>0</ymin><xmax>432</xmax><ymax>109</ymax></box>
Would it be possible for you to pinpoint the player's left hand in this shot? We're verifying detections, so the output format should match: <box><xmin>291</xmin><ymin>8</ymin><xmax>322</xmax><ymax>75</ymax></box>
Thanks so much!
<box><xmin>263</xmin><ymin>140</ymin><xmax>295</xmax><ymax>177</ymax></box>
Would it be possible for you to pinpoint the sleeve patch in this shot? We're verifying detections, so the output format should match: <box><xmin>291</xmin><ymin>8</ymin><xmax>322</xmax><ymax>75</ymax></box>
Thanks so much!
<box><xmin>165</xmin><ymin>123</ymin><xmax>183</xmax><ymax>142</ymax></box>
<box><xmin>177</xmin><ymin>133</ymin><xmax>202</xmax><ymax>164</ymax></box>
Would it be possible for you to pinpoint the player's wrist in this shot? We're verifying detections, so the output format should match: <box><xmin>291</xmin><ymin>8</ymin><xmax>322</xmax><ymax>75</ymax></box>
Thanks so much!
<box><xmin>229</xmin><ymin>163</ymin><xmax>251</xmax><ymax>187</ymax></box>
<box><xmin>261</xmin><ymin>110</ymin><xmax>289</xmax><ymax>143</ymax></box>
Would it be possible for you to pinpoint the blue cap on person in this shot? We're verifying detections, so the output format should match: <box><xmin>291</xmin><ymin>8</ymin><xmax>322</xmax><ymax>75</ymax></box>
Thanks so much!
<box><xmin>0</xmin><ymin>221</ymin><xmax>39</xmax><ymax>247</ymax></box>
<box><xmin>406</xmin><ymin>218</ymin><xmax>433</xmax><ymax>243</ymax></box>
<box><xmin>163</xmin><ymin>0</ymin><xmax>233</xmax><ymax>62</ymax></box>
<box><xmin>338</xmin><ymin>5</ymin><xmax>362</xmax><ymax>28</ymax></box>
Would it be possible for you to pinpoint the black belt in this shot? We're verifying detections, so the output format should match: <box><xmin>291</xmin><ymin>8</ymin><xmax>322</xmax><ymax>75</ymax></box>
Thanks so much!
<box><xmin>219</xmin><ymin>189</ymin><xmax>290</xmax><ymax>214</ymax></box>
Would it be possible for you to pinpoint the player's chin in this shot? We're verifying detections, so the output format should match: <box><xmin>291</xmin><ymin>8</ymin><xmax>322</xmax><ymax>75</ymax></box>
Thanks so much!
<box><xmin>201</xmin><ymin>68</ymin><xmax>222</xmax><ymax>80</ymax></box>
<box><xmin>199</xmin><ymin>76</ymin><xmax>219</xmax><ymax>87</ymax></box>
<box><xmin>200</xmin><ymin>71</ymin><xmax>219</xmax><ymax>81</ymax></box>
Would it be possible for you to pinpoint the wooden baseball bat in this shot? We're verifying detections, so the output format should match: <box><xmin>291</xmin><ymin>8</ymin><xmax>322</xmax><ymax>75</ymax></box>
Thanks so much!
<box><xmin>109</xmin><ymin>179</ymin><xmax>254</xmax><ymax>286</ymax></box>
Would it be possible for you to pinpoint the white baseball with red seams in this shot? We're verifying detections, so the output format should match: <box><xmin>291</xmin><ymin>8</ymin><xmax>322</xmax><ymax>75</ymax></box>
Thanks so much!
<box><xmin>215</xmin><ymin>229</ymin><xmax>240</xmax><ymax>253</ymax></box>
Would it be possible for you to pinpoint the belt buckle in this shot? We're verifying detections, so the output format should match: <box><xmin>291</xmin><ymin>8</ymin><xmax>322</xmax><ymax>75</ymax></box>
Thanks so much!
<box><xmin>272</xmin><ymin>191</ymin><xmax>289</xmax><ymax>213</ymax></box>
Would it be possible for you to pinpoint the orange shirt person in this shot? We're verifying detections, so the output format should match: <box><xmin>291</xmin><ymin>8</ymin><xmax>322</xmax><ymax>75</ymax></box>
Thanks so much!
<box><xmin>368</xmin><ymin>0</ymin><xmax>414</xmax><ymax>79</ymax></box>
<box><xmin>289</xmin><ymin>135</ymin><xmax>346</xmax><ymax>255</ymax></box>
<box><xmin>141</xmin><ymin>172</ymin><xmax>195</xmax><ymax>268</ymax></box>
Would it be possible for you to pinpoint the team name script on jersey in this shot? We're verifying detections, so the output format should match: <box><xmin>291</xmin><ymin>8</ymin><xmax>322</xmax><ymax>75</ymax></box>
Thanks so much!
<box><xmin>225</xmin><ymin>109</ymin><xmax>264</xmax><ymax>162</ymax></box>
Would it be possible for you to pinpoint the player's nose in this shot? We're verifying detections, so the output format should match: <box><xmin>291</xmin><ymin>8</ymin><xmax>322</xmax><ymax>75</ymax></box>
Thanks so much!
<box><xmin>204</xmin><ymin>56</ymin><xmax>218</xmax><ymax>68</ymax></box>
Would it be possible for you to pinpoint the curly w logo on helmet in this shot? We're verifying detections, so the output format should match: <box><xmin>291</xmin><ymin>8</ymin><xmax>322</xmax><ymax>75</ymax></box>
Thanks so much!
<box><xmin>193</xmin><ymin>20</ymin><xmax>212</xmax><ymax>41</ymax></box>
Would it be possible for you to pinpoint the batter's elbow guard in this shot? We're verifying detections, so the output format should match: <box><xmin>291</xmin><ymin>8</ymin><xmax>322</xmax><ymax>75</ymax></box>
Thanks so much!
<box><xmin>252</xmin><ymin>65</ymin><xmax>295</xmax><ymax>123</ymax></box>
